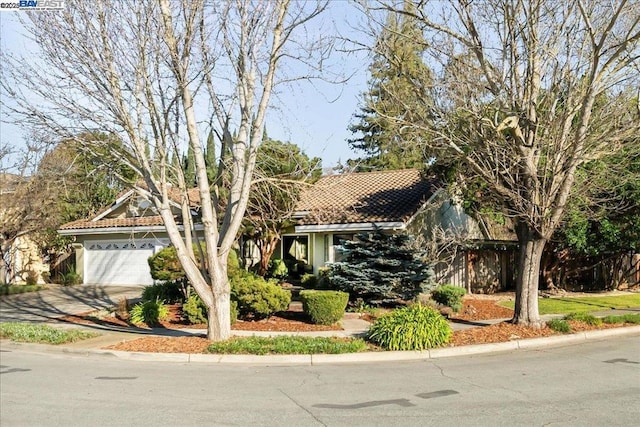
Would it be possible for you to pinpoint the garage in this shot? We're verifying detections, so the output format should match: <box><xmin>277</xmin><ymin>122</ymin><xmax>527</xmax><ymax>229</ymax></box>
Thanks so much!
<box><xmin>84</xmin><ymin>239</ymin><xmax>166</xmax><ymax>286</ymax></box>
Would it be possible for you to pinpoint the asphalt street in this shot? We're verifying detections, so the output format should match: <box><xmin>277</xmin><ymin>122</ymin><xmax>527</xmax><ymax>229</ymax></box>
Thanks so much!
<box><xmin>1</xmin><ymin>335</ymin><xmax>639</xmax><ymax>426</ymax></box>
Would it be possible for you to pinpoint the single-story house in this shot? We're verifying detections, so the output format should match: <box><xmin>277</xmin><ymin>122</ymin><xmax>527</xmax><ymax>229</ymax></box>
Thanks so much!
<box><xmin>269</xmin><ymin>168</ymin><xmax>518</xmax><ymax>292</ymax></box>
<box><xmin>59</xmin><ymin>169</ymin><xmax>518</xmax><ymax>291</ymax></box>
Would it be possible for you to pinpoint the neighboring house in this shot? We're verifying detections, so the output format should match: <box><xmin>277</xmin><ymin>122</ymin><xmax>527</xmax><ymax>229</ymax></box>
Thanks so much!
<box><xmin>0</xmin><ymin>173</ymin><xmax>49</xmax><ymax>284</ymax></box>
<box><xmin>59</xmin><ymin>169</ymin><xmax>518</xmax><ymax>291</ymax></box>
<box><xmin>58</xmin><ymin>188</ymin><xmax>201</xmax><ymax>286</ymax></box>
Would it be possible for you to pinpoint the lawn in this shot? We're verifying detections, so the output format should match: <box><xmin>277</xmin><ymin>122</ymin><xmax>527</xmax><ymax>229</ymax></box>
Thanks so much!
<box><xmin>500</xmin><ymin>293</ymin><xmax>640</xmax><ymax>315</ymax></box>
<box><xmin>0</xmin><ymin>323</ymin><xmax>100</xmax><ymax>344</ymax></box>
<box><xmin>0</xmin><ymin>284</ymin><xmax>45</xmax><ymax>296</ymax></box>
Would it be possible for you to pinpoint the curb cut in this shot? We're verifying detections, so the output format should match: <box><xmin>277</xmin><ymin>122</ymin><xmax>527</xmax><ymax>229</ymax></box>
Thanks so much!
<box><xmin>2</xmin><ymin>325</ymin><xmax>639</xmax><ymax>365</ymax></box>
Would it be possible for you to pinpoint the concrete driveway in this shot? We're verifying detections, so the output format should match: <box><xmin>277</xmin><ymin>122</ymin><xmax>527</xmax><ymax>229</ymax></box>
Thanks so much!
<box><xmin>0</xmin><ymin>285</ymin><xmax>142</xmax><ymax>323</ymax></box>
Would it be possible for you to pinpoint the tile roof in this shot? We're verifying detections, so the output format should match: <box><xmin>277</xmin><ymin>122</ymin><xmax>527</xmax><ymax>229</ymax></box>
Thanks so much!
<box><xmin>295</xmin><ymin>169</ymin><xmax>438</xmax><ymax>225</ymax></box>
<box><xmin>58</xmin><ymin>215</ymin><xmax>168</xmax><ymax>230</ymax></box>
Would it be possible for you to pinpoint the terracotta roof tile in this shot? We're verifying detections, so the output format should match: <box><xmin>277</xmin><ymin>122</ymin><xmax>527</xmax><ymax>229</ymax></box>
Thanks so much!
<box><xmin>295</xmin><ymin>169</ymin><xmax>438</xmax><ymax>225</ymax></box>
<box><xmin>59</xmin><ymin>215</ymin><xmax>168</xmax><ymax>230</ymax></box>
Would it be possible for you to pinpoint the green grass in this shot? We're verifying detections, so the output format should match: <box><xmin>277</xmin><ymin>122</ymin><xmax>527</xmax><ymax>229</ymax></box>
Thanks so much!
<box><xmin>0</xmin><ymin>323</ymin><xmax>100</xmax><ymax>344</ymax></box>
<box><xmin>207</xmin><ymin>336</ymin><xmax>370</xmax><ymax>355</ymax></box>
<box><xmin>500</xmin><ymin>294</ymin><xmax>640</xmax><ymax>315</ymax></box>
<box><xmin>547</xmin><ymin>319</ymin><xmax>571</xmax><ymax>333</ymax></box>
<box><xmin>563</xmin><ymin>312</ymin><xmax>602</xmax><ymax>326</ymax></box>
<box><xmin>0</xmin><ymin>284</ymin><xmax>45</xmax><ymax>296</ymax></box>
<box><xmin>602</xmin><ymin>313</ymin><xmax>640</xmax><ymax>324</ymax></box>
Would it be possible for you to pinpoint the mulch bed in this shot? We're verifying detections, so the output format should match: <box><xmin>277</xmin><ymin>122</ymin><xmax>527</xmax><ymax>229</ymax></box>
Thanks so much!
<box><xmin>58</xmin><ymin>297</ymin><xmax>635</xmax><ymax>354</ymax></box>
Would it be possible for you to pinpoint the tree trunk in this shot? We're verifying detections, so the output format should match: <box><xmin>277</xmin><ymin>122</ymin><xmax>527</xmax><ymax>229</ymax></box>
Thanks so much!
<box><xmin>207</xmin><ymin>267</ymin><xmax>231</xmax><ymax>340</ymax></box>
<box><xmin>257</xmin><ymin>235</ymin><xmax>280</xmax><ymax>276</ymax></box>
<box><xmin>208</xmin><ymin>289</ymin><xmax>231</xmax><ymax>340</ymax></box>
<box><xmin>512</xmin><ymin>224</ymin><xmax>546</xmax><ymax>328</ymax></box>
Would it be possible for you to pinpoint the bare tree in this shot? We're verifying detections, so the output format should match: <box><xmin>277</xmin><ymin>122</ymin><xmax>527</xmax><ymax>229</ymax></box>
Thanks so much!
<box><xmin>360</xmin><ymin>0</ymin><xmax>640</xmax><ymax>326</ymax></box>
<box><xmin>1</xmin><ymin>0</ymin><xmax>330</xmax><ymax>340</ymax></box>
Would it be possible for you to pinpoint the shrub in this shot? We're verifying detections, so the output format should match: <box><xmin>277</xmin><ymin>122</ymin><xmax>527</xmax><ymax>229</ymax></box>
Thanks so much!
<box><xmin>431</xmin><ymin>285</ymin><xmax>466</xmax><ymax>312</ymax></box>
<box><xmin>142</xmin><ymin>281</ymin><xmax>184</xmax><ymax>303</ymax></box>
<box><xmin>61</xmin><ymin>269</ymin><xmax>81</xmax><ymax>286</ymax></box>
<box><xmin>129</xmin><ymin>300</ymin><xmax>170</xmax><ymax>325</ymax></box>
<box><xmin>267</xmin><ymin>259</ymin><xmax>288</xmax><ymax>280</ymax></box>
<box><xmin>367</xmin><ymin>304</ymin><xmax>452</xmax><ymax>350</ymax></box>
<box><xmin>300</xmin><ymin>273</ymin><xmax>318</xmax><ymax>288</ymax></box>
<box><xmin>231</xmin><ymin>272</ymin><xmax>291</xmax><ymax>319</ymax></box>
<box><xmin>182</xmin><ymin>294</ymin><xmax>208</xmax><ymax>324</ymax></box>
<box><xmin>547</xmin><ymin>319</ymin><xmax>571</xmax><ymax>333</ymax></box>
<box><xmin>327</xmin><ymin>230</ymin><xmax>435</xmax><ymax>302</ymax></box>
<box><xmin>299</xmin><ymin>290</ymin><xmax>348</xmax><ymax>325</ymax></box>
<box><xmin>181</xmin><ymin>296</ymin><xmax>238</xmax><ymax>325</ymax></box>
<box><xmin>564</xmin><ymin>312</ymin><xmax>602</xmax><ymax>326</ymax></box>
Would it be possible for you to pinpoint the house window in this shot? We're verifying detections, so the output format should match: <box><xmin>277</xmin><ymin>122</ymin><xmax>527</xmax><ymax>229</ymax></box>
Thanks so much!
<box><xmin>332</xmin><ymin>234</ymin><xmax>353</xmax><ymax>262</ymax></box>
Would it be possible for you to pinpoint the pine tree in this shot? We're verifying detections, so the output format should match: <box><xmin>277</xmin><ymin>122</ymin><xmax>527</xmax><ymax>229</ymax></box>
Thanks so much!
<box><xmin>348</xmin><ymin>2</ymin><xmax>435</xmax><ymax>171</ymax></box>
<box><xmin>328</xmin><ymin>230</ymin><xmax>434</xmax><ymax>303</ymax></box>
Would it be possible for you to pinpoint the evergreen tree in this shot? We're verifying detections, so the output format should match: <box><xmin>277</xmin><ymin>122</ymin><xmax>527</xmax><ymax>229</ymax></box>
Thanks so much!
<box><xmin>348</xmin><ymin>2</ymin><xmax>434</xmax><ymax>171</ymax></box>
<box><xmin>183</xmin><ymin>143</ymin><xmax>196</xmax><ymax>187</ymax></box>
<box><xmin>205</xmin><ymin>129</ymin><xmax>217</xmax><ymax>185</ymax></box>
<box><xmin>328</xmin><ymin>230</ymin><xmax>434</xmax><ymax>302</ymax></box>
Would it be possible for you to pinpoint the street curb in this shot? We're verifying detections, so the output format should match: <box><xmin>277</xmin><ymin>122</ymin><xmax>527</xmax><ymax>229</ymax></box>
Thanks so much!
<box><xmin>2</xmin><ymin>325</ymin><xmax>639</xmax><ymax>365</ymax></box>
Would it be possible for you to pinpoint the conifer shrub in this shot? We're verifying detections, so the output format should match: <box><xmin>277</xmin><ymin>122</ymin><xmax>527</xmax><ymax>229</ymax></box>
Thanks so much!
<box><xmin>129</xmin><ymin>300</ymin><xmax>170</xmax><ymax>326</ymax></box>
<box><xmin>327</xmin><ymin>230</ymin><xmax>435</xmax><ymax>303</ymax></box>
<box><xmin>231</xmin><ymin>271</ymin><xmax>291</xmax><ymax>319</ymax></box>
<box><xmin>299</xmin><ymin>290</ymin><xmax>349</xmax><ymax>325</ymax></box>
<box><xmin>431</xmin><ymin>285</ymin><xmax>466</xmax><ymax>312</ymax></box>
<box><xmin>367</xmin><ymin>304</ymin><xmax>452</xmax><ymax>350</ymax></box>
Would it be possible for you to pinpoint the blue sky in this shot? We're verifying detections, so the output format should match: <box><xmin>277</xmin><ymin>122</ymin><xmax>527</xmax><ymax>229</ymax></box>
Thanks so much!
<box><xmin>0</xmin><ymin>2</ymin><xmax>370</xmax><ymax>171</ymax></box>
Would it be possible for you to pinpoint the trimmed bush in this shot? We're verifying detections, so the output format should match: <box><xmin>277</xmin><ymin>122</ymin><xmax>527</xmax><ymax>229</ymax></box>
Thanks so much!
<box><xmin>142</xmin><ymin>281</ymin><xmax>184</xmax><ymax>303</ymax></box>
<box><xmin>129</xmin><ymin>300</ymin><xmax>170</xmax><ymax>325</ymax></box>
<box><xmin>367</xmin><ymin>304</ymin><xmax>452</xmax><ymax>350</ymax></box>
<box><xmin>299</xmin><ymin>290</ymin><xmax>348</xmax><ymax>325</ymax></box>
<box><xmin>547</xmin><ymin>319</ymin><xmax>571</xmax><ymax>333</ymax></box>
<box><xmin>231</xmin><ymin>272</ymin><xmax>291</xmax><ymax>319</ymax></box>
<box><xmin>431</xmin><ymin>285</ymin><xmax>466</xmax><ymax>312</ymax></box>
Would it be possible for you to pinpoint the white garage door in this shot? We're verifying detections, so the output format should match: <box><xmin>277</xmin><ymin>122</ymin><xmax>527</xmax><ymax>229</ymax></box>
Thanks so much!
<box><xmin>84</xmin><ymin>240</ymin><xmax>164</xmax><ymax>286</ymax></box>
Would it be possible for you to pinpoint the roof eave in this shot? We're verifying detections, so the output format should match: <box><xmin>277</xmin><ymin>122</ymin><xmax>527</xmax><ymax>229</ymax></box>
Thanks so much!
<box><xmin>294</xmin><ymin>222</ymin><xmax>406</xmax><ymax>233</ymax></box>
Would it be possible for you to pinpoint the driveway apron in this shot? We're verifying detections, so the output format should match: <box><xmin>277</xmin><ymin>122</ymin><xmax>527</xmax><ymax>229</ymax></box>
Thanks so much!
<box><xmin>0</xmin><ymin>285</ymin><xmax>142</xmax><ymax>323</ymax></box>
